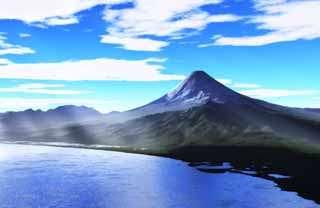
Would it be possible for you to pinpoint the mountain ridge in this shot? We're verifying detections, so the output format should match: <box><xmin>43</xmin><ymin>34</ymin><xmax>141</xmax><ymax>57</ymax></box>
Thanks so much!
<box><xmin>0</xmin><ymin>105</ymin><xmax>103</xmax><ymax>140</ymax></box>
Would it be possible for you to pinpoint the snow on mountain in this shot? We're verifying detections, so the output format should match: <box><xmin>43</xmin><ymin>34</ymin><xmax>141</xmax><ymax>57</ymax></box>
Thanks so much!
<box><xmin>128</xmin><ymin>71</ymin><xmax>251</xmax><ymax>115</ymax></box>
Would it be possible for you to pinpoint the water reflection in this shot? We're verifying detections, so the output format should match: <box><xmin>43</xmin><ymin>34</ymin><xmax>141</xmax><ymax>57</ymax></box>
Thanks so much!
<box><xmin>0</xmin><ymin>144</ymin><xmax>319</xmax><ymax>208</ymax></box>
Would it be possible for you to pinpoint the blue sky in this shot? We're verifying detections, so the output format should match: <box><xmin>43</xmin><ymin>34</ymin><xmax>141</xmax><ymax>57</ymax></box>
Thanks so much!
<box><xmin>0</xmin><ymin>0</ymin><xmax>319</xmax><ymax>112</ymax></box>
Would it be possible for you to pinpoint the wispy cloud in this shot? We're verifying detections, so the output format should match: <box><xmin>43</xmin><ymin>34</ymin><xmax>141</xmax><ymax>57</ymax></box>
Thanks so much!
<box><xmin>101</xmin><ymin>0</ymin><xmax>240</xmax><ymax>51</ymax></box>
<box><xmin>0</xmin><ymin>34</ymin><xmax>35</xmax><ymax>55</ymax></box>
<box><xmin>0</xmin><ymin>58</ymin><xmax>12</xmax><ymax>65</ymax></box>
<box><xmin>0</xmin><ymin>97</ymin><xmax>116</xmax><ymax>113</ymax></box>
<box><xmin>0</xmin><ymin>1</ymin><xmax>240</xmax><ymax>50</ymax></box>
<box><xmin>216</xmin><ymin>77</ymin><xmax>318</xmax><ymax>98</ymax></box>
<box><xmin>40</xmin><ymin>16</ymin><xmax>79</xmax><ymax>26</ymax></box>
<box><xmin>0</xmin><ymin>48</ymin><xmax>35</xmax><ymax>55</ymax></box>
<box><xmin>202</xmin><ymin>0</ymin><xmax>320</xmax><ymax>46</ymax></box>
<box><xmin>216</xmin><ymin>79</ymin><xmax>260</xmax><ymax>88</ymax></box>
<box><xmin>19</xmin><ymin>33</ymin><xmax>31</xmax><ymax>38</ymax></box>
<box><xmin>0</xmin><ymin>83</ymin><xmax>88</xmax><ymax>95</ymax></box>
<box><xmin>240</xmin><ymin>89</ymin><xmax>320</xmax><ymax>98</ymax></box>
<box><xmin>217</xmin><ymin>78</ymin><xmax>232</xmax><ymax>85</ymax></box>
<box><xmin>0</xmin><ymin>58</ymin><xmax>185</xmax><ymax>81</ymax></box>
<box><xmin>232</xmin><ymin>83</ymin><xmax>261</xmax><ymax>89</ymax></box>
<box><xmin>100</xmin><ymin>36</ymin><xmax>169</xmax><ymax>51</ymax></box>
<box><xmin>0</xmin><ymin>0</ymin><xmax>127</xmax><ymax>26</ymax></box>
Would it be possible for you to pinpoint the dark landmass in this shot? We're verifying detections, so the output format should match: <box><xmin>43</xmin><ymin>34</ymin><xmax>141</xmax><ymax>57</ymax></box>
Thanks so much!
<box><xmin>169</xmin><ymin>145</ymin><xmax>320</xmax><ymax>204</ymax></box>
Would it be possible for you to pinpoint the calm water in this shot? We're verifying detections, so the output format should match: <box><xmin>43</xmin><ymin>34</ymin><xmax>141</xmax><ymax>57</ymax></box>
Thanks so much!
<box><xmin>0</xmin><ymin>144</ymin><xmax>318</xmax><ymax>208</ymax></box>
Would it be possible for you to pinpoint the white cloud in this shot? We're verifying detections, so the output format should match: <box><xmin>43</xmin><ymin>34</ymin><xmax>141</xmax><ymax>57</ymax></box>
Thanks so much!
<box><xmin>254</xmin><ymin>0</ymin><xmax>287</xmax><ymax>8</ymax></box>
<box><xmin>0</xmin><ymin>97</ymin><xmax>115</xmax><ymax>113</ymax></box>
<box><xmin>33</xmin><ymin>16</ymin><xmax>80</xmax><ymax>27</ymax></box>
<box><xmin>240</xmin><ymin>89</ymin><xmax>320</xmax><ymax>98</ymax></box>
<box><xmin>0</xmin><ymin>58</ymin><xmax>185</xmax><ymax>81</ymax></box>
<box><xmin>214</xmin><ymin>76</ymin><xmax>319</xmax><ymax>99</ymax></box>
<box><xmin>217</xmin><ymin>78</ymin><xmax>232</xmax><ymax>85</ymax></box>
<box><xmin>0</xmin><ymin>83</ymin><xmax>88</xmax><ymax>95</ymax></box>
<box><xmin>0</xmin><ymin>47</ymin><xmax>35</xmax><ymax>55</ymax></box>
<box><xmin>41</xmin><ymin>16</ymin><xmax>79</xmax><ymax>26</ymax></box>
<box><xmin>101</xmin><ymin>35</ymin><xmax>169</xmax><ymax>51</ymax></box>
<box><xmin>0</xmin><ymin>1</ymin><xmax>240</xmax><ymax>49</ymax></box>
<box><xmin>16</xmin><ymin>83</ymin><xmax>64</xmax><ymax>89</ymax></box>
<box><xmin>0</xmin><ymin>58</ymin><xmax>12</xmax><ymax>65</ymax></box>
<box><xmin>0</xmin><ymin>34</ymin><xmax>35</xmax><ymax>55</ymax></box>
<box><xmin>232</xmin><ymin>83</ymin><xmax>261</xmax><ymax>88</ymax></box>
<box><xmin>19</xmin><ymin>33</ymin><xmax>31</xmax><ymax>38</ymax></box>
<box><xmin>215</xmin><ymin>79</ymin><xmax>260</xmax><ymax>89</ymax></box>
<box><xmin>102</xmin><ymin>0</ymin><xmax>240</xmax><ymax>51</ymax></box>
<box><xmin>0</xmin><ymin>0</ymin><xmax>127</xmax><ymax>26</ymax></box>
<box><xmin>206</xmin><ymin>0</ymin><xmax>320</xmax><ymax>46</ymax></box>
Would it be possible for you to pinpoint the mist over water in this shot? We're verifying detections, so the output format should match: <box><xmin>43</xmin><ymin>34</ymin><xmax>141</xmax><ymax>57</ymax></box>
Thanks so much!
<box><xmin>0</xmin><ymin>144</ymin><xmax>318</xmax><ymax>208</ymax></box>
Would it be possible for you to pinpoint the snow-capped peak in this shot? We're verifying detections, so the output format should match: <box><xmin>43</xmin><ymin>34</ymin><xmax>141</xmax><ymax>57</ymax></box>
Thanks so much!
<box><xmin>129</xmin><ymin>70</ymin><xmax>249</xmax><ymax>115</ymax></box>
<box><xmin>165</xmin><ymin>70</ymin><xmax>240</xmax><ymax>104</ymax></box>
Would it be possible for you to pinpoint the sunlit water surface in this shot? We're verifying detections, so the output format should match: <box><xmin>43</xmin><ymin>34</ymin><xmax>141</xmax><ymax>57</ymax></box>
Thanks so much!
<box><xmin>0</xmin><ymin>144</ymin><xmax>318</xmax><ymax>208</ymax></box>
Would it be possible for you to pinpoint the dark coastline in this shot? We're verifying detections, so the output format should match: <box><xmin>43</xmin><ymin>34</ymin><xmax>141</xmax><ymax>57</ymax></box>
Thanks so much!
<box><xmin>169</xmin><ymin>146</ymin><xmax>320</xmax><ymax>204</ymax></box>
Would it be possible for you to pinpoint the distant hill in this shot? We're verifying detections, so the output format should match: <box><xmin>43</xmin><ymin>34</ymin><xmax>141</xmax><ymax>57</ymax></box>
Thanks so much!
<box><xmin>0</xmin><ymin>105</ymin><xmax>103</xmax><ymax>139</ymax></box>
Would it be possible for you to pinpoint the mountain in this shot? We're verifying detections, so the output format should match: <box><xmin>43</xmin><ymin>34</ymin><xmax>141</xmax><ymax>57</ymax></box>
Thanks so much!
<box><xmin>104</xmin><ymin>70</ymin><xmax>255</xmax><ymax>123</ymax></box>
<box><xmin>0</xmin><ymin>105</ymin><xmax>103</xmax><ymax>140</ymax></box>
<box><xmin>106</xmin><ymin>71</ymin><xmax>320</xmax><ymax>123</ymax></box>
<box><xmin>5</xmin><ymin>71</ymin><xmax>320</xmax><ymax>155</ymax></box>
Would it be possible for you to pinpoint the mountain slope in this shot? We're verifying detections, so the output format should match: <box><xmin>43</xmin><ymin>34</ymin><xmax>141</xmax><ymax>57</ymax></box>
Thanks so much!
<box><xmin>101</xmin><ymin>102</ymin><xmax>320</xmax><ymax>151</ymax></box>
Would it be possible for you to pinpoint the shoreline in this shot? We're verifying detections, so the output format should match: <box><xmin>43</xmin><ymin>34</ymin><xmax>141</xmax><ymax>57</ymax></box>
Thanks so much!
<box><xmin>2</xmin><ymin>140</ymin><xmax>320</xmax><ymax>163</ymax></box>
<box><xmin>0</xmin><ymin>141</ymin><xmax>172</xmax><ymax>158</ymax></box>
